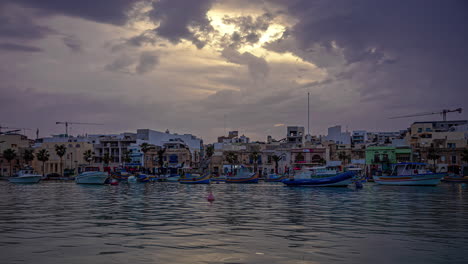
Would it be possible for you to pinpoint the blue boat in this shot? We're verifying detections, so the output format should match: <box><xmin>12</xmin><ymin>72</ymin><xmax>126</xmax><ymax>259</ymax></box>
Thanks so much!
<box><xmin>264</xmin><ymin>174</ymin><xmax>287</xmax><ymax>182</ymax></box>
<box><xmin>283</xmin><ymin>171</ymin><xmax>356</xmax><ymax>187</ymax></box>
<box><xmin>179</xmin><ymin>173</ymin><xmax>211</xmax><ymax>184</ymax></box>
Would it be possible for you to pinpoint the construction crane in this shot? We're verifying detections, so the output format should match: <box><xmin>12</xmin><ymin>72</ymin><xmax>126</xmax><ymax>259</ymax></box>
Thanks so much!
<box><xmin>389</xmin><ymin>108</ymin><xmax>463</xmax><ymax>121</ymax></box>
<box><xmin>0</xmin><ymin>125</ymin><xmax>31</xmax><ymax>136</ymax></box>
<box><xmin>56</xmin><ymin>122</ymin><xmax>103</xmax><ymax>136</ymax></box>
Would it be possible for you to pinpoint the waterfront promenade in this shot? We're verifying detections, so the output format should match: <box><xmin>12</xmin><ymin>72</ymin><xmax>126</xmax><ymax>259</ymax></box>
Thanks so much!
<box><xmin>1</xmin><ymin>181</ymin><xmax>467</xmax><ymax>264</ymax></box>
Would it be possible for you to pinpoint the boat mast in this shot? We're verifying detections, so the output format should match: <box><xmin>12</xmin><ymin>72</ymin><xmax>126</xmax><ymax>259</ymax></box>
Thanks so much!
<box><xmin>307</xmin><ymin>92</ymin><xmax>310</xmax><ymax>136</ymax></box>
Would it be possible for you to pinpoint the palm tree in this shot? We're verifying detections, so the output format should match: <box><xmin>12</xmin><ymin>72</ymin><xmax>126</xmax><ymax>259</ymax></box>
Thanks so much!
<box><xmin>140</xmin><ymin>143</ymin><xmax>151</xmax><ymax>169</ymax></box>
<box><xmin>102</xmin><ymin>153</ymin><xmax>112</xmax><ymax>167</ymax></box>
<box><xmin>338</xmin><ymin>151</ymin><xmax>350</xmax><ymax>166</ymax></box>
<box><xmin>3</xmin><ymin>149</ymin><xmax>17</xmax><ymax>176</ymax></box>
<box><xmin>427</xmin><ymin>147</ymin><xmax>440</xmax><ymax>171</ymax></box>
<box><xmin>249</xmin><ymin>151</ymin><xmax>260</xmax><ymax>174</ymax></box>
<box><xmin>22</xmin><ymin>148</ymin><xmax>35</xmax><ymax>166</ymax></box>
<box><xmin>225</xmin><ymin>151</ymin><xmax>238</xmax><ymax>174</ymax></box>
<box><xmin>122</xmin><ymin>150</ymin><xmax>132</xmax><ymax>166</ymax></box>
<box><xmin>295</xmin><ymin>152</ymin><xmax>304</xmax><ymax>163</ymax></box>
<box><xmin>55</xmin><ymin>144</ymin><xmax>67</xmax><ymax>176</ymax></box>
<box><xmin>36</xmin><ymin>149</ymin><xmax>50</xmax><ymax>177</ymax></box>
<box><xmin>157</xmin><ymin>148</ymin><xmax>166</xmax><ymax>174</ymax></box>
<box><xmin>83</xmin><ymin>150</ymin><xmax>94</xmax><ymax>165</ymax></box>
<box><xmin>205</xmin><ymin>145</ymin><xmax>214</xmax><ymax>158</ymax></box>
<box><xmin>272</xmin><ymin>154</ymin><xmax>281</xmax><ymax>174</ymax></box>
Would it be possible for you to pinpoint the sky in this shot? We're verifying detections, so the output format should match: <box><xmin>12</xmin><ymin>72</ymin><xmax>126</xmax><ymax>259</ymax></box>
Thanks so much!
<box><xmin>1</xmin><ymin>0</ymin><xmax>467</xmax><ymax>143</ymax></box>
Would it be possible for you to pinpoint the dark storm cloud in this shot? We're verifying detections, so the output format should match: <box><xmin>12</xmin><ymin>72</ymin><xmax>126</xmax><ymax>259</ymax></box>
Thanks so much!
<box><xmin>0</xmin><ymin>43</ymin><xmax>42</xmax><ymax>52</ymax></box>
<box><xmin>267</xmin><ymin>0</ymin><xmax>468</xmax><ymax>112</ymax></box>
<box><xmin>5</xmin><ymin>0</ymin><xmax>142</xmax><ymax>25</ymax></box>
<box><xmin>0</xmin><ymin>6</ymin><xmax>54</xmax><ymax>40</ymax></box>
<box><xmin>148</xmin><ymin>0</ymin><xmax>214</xmax><ymax>48</ymax></box>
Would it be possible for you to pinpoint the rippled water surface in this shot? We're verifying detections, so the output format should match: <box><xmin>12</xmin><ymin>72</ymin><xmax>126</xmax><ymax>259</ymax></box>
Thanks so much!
<box><xmin>1</xmin><ymin>181</ymin><xmax>467</xmax><ymax>264</ymax></box>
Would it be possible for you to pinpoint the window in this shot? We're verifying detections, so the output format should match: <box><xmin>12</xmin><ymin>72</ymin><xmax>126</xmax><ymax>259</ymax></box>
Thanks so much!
<box><xmin>441</xmin><ymin>156</ymin><xmax>446</xmax><ymax>162</ymax></box>
<box><xmin>447</xmin><ymin>143</ymin><xmax>456</xmax><ymax>148</ymax></box>
<box><xmin>417</xmin><ymin>128</ymin><xmax>422</xmax><ymax>133</ymax></box>
<box><xmin>68</xmin><ymin>144</ymin><xmax>73</xmax><ymax>148</ymax></box>
<box><xmin>425</xmin><ymin>128</ymin><xmax>431</xmax><ymax>132</ymax></box>
<box><xmin>452</xmin><ymin>156</ymin><xmax>457</xmax><ymax>164</ymax></box>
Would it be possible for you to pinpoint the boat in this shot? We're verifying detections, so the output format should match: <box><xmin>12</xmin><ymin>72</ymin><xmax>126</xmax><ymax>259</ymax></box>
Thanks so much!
<box><xmin>264</xmin><ymin>173</ymin><xmax>287</xmax><ymax>182</ymax></box>
<box><xmin>283</xmin><ymin>167</ymin><xmax>356</xmax><ymax>187</ymax></box>
<box><xmin>179</xmin><ymin>173</ymin><xmax>211</xmax><ymax>184</ymax></box>
<box><xmin>210</xmin><ymin>175</ymin><xmax>226</xmax><ymax>183</ymax></box>
<box><xmin>8</xmin><ymin>169</ymin><xmax>42</xmax><ymax>184</ymax></box>
<box><xmin>164</xmin><ymin>174</ymin><xmax>180</xmax><ymax>182</ymax></box>
<box><xmin>75</xmin><ymin>171</ymin><xmax>108</xmax><ymax>185</ymax></box>
<box><xmin>225</xmin><ymin>167</ymin><xmax>259</xmax><ymax>183</ymax></box>
<box><xmin>373</xmin><ymin>162</ymin><xmax>444</xmax><ymax>186</ymax></box>
<box><xmin>441</xmin><ymin>174</ymin><xmax>468</xmax><ymax>183</ymax></box>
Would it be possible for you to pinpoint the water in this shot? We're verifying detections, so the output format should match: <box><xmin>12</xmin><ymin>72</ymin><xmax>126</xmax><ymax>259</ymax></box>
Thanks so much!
<box><xmin>1</xmin><ymin>181</ymin><xmax>467</xmax><ymax>264</ymax></box>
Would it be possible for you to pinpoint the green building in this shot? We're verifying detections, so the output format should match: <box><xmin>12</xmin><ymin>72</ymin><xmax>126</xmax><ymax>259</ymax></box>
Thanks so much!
<box><xmin>365</xmin><ymin>146</ymin><xmax>412</xmax><ymax>172</ymax></box>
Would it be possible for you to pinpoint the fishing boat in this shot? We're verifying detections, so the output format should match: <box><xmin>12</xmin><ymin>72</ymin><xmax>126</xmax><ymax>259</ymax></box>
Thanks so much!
<box><xmin>441</xmin><ymin>173</ymin><xmax>468</xmax><ymax>183</ymax></box>
<box><xmin>264</xmin><ymin>173</ymin><xmax>287</xmax><ymax>182</ymax></box>
<box><xmin>373</xmin><ymin>162</ymin><xmax>444</xmax><ymax>186</ymax></box>
<box><xmin>225</xmin><ymin>167</ymin><xmax>259</xmax><ymax>183</ymax></box>
<box><xmin>8</xmin><ymin>169</ymin><xmax>42</xmax><ymax>184</ymax></box>
<box><xmin>283</xmin><ymin>166</ymin><xmax>356</xmax><ymax>187</ymax></box>
<box><xmin>179</xmin><ymin>173</ymin><xmax>211</xmax><ymax>184</ymax></box>
<box><xmin>75</xmin><ymin>171</ymin><xmax>108</xmax><ymax>185</ymax></box>
<box><xmin>210</xmin><ymin>175</ymin><xmax>226</xmax><ymax>183</ymax></box>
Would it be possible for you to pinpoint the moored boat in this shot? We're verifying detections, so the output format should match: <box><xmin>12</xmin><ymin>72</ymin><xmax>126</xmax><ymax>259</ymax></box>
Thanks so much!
<box><xmin>373</xmin><ymin>162</ymin><xmax>444</xmax><ymax>186</ymax></box>
<box><xmin>210</xmin><ymin>175</ymin><xmax>226</xmax><ymax>183</ymax></box>
<box><xmin>179</xmin><ymin>173</ymin><xmax>211</xmax><ymax>184</ymax></box>
<box><xmin>442</xmin><ymin>175</ymin><xmax>468</xmax><ymax>183</ymax></box>
<box><xmin>75</xmin><ymin>171</ymin><xmax>108</xmax><ymax>185</ymax></box>
<box><xmin>282</xmin><ymin>170</ymin><xmax>356</xmax><ymax>187</ymax></box>
<box><xmin>264</xmin><ymin>174</ymin><xmax>287</xmax><ymax>182</ymax></box>
<box><xmin>225</xmin><ymin>167</ymin><xmax>259</xmax><ymax>183</ymax></box>
<box><xmin>8</xmin><ymin>169</ymin><xmax>42</xmax><ymax>184</ymax></box>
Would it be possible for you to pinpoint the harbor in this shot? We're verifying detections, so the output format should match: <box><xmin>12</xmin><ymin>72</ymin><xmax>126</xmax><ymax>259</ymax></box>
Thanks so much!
<box><xmin>1</xmin><ymin>180</ymin><xmax>467</xmax><ymax>264</ymax></box>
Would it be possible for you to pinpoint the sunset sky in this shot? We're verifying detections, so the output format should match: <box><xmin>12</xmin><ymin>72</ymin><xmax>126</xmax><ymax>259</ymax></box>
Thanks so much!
<box><xmin>1</xmin><ymin>0</ymin><xmax>467</xmax><ymax>142</ymax></box>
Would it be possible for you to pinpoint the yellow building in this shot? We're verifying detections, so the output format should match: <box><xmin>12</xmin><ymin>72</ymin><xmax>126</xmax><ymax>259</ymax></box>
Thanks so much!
<box><xmin>0</xmin><ymin>134</ymin><xmax>33</xmax><ymax>176</ymax></box>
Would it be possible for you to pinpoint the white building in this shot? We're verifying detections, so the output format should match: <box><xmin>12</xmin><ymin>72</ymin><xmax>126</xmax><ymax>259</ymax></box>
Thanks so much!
<box><xmin>326</xmin><ymin>125</ymin><xmax>351</xmax><ymax>144</ymax></box>
<box><xmin>351</xmin><ymin>130</ymin><xmax>367</xmax><ymax>145</ymax></box>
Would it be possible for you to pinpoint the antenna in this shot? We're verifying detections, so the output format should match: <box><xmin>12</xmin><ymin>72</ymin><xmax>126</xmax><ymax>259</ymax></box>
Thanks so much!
<box><xmin>307</xmin><ymin>92</ymin><xmax>310</xmax><ymax>135</ymax></box>
<box><xmin>224</xmin><ymin>114</ymin><xmax>226</xmax><ymax>136</ymax></box>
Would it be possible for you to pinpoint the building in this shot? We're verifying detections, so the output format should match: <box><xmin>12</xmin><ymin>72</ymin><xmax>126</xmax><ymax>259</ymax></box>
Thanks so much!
<box><xmin>287</xmin><ymin>126</ymin><xmax>305</xmax><ymax>147</ymax></box>
<box><xmin>326</xmin><ymin>125</ymin><xmax>351</xmax><ymax>144</ymax></box>
<box><xmin>365</xmin><ymin>146</ymin><xmax>412</xmax><ymax>174</ymax></box>
<box><xmin>91</xmin><ymin>133</ymin><xmax>137</xmax><ymax>169</ymax></box>
<box><xmin>0</xmin><ymin>134</ymin><xmax>33</xmax><ymax>176</ymax></box>
<box><xmin>32</xmin><ymin>135</ymin><xmax>94</xmax><ymax>175</ymax></box>
<box><xmin>291</xmin><ymin>147</ymin><xmax>328</xmax><ymax>168</ymax></box>
<box><xmin>351</xmin><ymin>130</ymin><xmax>367</xmax><ymax>145</ymax></box>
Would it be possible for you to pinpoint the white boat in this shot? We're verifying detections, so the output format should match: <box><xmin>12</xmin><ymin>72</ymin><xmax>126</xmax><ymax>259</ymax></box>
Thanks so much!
<box><xmin>75</xmin><ymin>171</ymin><xmax>108</xmax><ymax>185</ymax></box>
<box><xmin>373</xmin><ymin>162</ymin><xmax>444</xmax><ymax>186</ymax></box>
<box><xmin>293</xmin><ymin>166</ymin><xmax>338</xmax><ymax>180</ymax></box>
<box><xmin>8</xmin><ymin>169</ymin><xmax>42</xmax><ymax>184</ymax></box>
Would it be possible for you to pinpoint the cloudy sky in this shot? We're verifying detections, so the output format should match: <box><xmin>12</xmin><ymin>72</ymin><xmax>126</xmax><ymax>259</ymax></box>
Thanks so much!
<box><xmin>1</xmin><ymin>0</ymin><xmax>467</xmax><ymax>142</ymax></box>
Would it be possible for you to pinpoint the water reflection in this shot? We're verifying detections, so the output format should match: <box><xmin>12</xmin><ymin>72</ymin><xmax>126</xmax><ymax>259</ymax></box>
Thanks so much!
<box><xmin>0</xmin><ymin>182</ymin><xmax>467</xmax><ymax>264</ymax></box>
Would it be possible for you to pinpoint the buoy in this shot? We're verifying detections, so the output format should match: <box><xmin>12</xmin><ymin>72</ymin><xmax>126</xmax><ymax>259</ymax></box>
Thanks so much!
<box><xmin>110</xmin><ymin>179</ymin><xmax>119</xmax><ymax>186</ymax></box>
<box><xmin>207</xmin><ymin>192</ymin><xmax>215</xmax><ymax>202</ymax></box>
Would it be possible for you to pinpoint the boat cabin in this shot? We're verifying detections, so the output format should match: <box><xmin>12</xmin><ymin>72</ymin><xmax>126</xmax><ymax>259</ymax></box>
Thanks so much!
<box><xmin>390</xmin><ymin>163</ymin><xmax>431</xmax><ymax>176</ymax></box>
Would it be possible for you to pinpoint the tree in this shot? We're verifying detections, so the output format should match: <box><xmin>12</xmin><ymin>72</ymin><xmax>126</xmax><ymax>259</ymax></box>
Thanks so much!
<box><xmin>55</xmin><ymin>144</ymin><xmax>67</xmax><ymax>176</ymax></box>
<box><xmin>157</xmin><ymin>147</ymin><xmax>166</xmax><ymax>174</ymax></box>
<box><xmin>102</xmin><ymin>153</ymin><xmax>112</xmax><ymax>166</ymax></box>
<box><xmin>140</xmin><ymin>143</ymin><xmax>151</xmax><ymax>169</ymax></box>
<box><xmin>22</xmin><ymin>148</ymin><xmax>35</xmax><ymax>166</ymax></box>
<box><xmin>462</xmin><ymin>149</ymin><xmax>468</xmax><ymax>165</ymax></box>
<box><xmin>122</xmin><ymin>150</ymin><xmax>132</xmax><ymax>166</ymax></box>
<box><xmin>249</xmin><ymin>151</ymin><xmax>260</xmax><ymax>173</ymax></box>
<box><xmin>427</xmin><ymin>147</ymin><xmax>440</xmax><ymax>171</ymax></box>
<box><xmin>3</xmin><ymin>149</ymin><xmax>17</xmax><ymax>176</ymax></box>
<box><xmin>338</xmin><ymin>151</ymin><xmax>350</xmax><ymax>166</ymax></box>
<box><xmin>36</xmin><ymin>149</ymin><xmax>50</xmax><ymax>177</ymax></box>
<box><xmin>83</xmin><ymin>150</ymin><xmax>94</xmax><ymax>165</ymax></box>
<box><xmin>272</xmin><ymin>154</ymin><xmax>281</xmax><ymax>174</ymax></box>
<box><xmin>295</xmin><ymin>152</ymin><xmax>304</xmax><ymax>163</ymax></box>
<box><xmin>225</xmin><ymin>151</ymin><xmax>238</xmax><ymax>174</ymax></box>
<box><xmin>205</xmin><ymin>145</ymin><xmax>214</xmax><ymax>158</ymax></box>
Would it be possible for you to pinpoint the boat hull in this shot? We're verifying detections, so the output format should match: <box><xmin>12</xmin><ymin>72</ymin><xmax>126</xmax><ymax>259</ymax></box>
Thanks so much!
<box><xmin>75</xmin><ymin>174</ymin><xmax>108</xmax><ymax>185</ymax></box>
<box><xmin>180</xmin><ymin>174</ymin><xmax>211</xmax><ymax>184</ymax></box>
<box><xmin>283</xmin><ymin>172</ymin><xmax>355</xmax><ymax>187</ymax></box>
<box><xmin>225</xmin><ymin>174</ymin><xmax>259</xmax><ymax>183</ymax></box>
<box><xmin>9</xmin><ymin>176</ymin><xmax>41</xmax><ymax>184</ymax></box>
<box><xmin>374</xmin><ymin>173</ymin><xmax>444</xmax><ymax>186</ymax></box>
<box><xmin>165</xmin><ymin>176</ymin><xmax>180</xmax><ymax>182</ymax></box>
